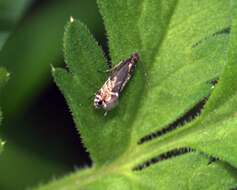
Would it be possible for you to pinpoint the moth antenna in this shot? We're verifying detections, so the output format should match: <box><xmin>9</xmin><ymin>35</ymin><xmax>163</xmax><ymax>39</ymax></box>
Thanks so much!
<box><xmin>97</xmin><ymin>69</ymin><xmax>113</xmax><ymax>75</ymax></box>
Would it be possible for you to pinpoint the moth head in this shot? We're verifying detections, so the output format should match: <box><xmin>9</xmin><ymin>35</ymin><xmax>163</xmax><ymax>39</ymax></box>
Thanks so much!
<box><xmin>94</xmin><ymin>94</ymin><xmax>104</xmax><ymax>109</ymax></box>
<box><xmin>94</xmin><ymin>93</ymin><xmax>118</xmax><ymax>111</ymax></box>
<box><xmin>131</xmin><ymin>52</ymin><xmax>139</xmax><ymax>62</ymax></box>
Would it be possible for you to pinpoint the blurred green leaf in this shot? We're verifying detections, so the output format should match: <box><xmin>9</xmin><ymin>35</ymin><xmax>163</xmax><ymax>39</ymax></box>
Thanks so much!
<box><xmin>0</xmin><ymin>139</ymin><xmax>68</xmax><ymax>190</ymax></box>
<box><xmin>0</xmin><ymin>0</ymin><xmax>103</xmax><ymax>121</ymax></box>
<box><xmin>0</xmin><ymin>1</ymin><xmax>104</xmax><ymax>190</ymax></box>
<box><xmin>0</xmin><ymin>0</ymin><xmax>31</xmax><ymax>49</ymax></box>
<box><xmin>0</xmin><ymin>67</ymin><xmax>9</xmax><ymax>90</ymax></box>
<box><xmin>0</xmin><ymin>0</ymin><xmax>31</xmax><ymax>22</ymax></box>
<box><xmin>0</xmin><ymin>67</ymin><xmax>9</xmax><ymax>153</ymax></box>
<box><xmin>0</xmin><ymin>67</ymin><xmax>9</xmax><ymax>125</ymax></box>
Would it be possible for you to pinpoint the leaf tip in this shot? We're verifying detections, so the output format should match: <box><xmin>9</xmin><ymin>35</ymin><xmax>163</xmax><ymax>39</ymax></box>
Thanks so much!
<box><xmin>6</xmin><ymin>72</ymin><xmax>10</xmax><ymax>78</ymax></box>
<box><xmin>70</xmin><ymin>16</ymin><xmax>75</xmax><ymax>23</ymax></box>
<box><xmin>50</xmin><ymin>64</ymin><xmax>56</xmax><ymax>73</ymax></box>
<box><xmin>1</xmin><ymin>140</ymin><xmax>6</xmax><ymax>147</ymax></box>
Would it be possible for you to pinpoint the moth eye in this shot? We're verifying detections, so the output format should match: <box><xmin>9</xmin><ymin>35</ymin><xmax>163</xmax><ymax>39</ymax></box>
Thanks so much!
<box><xmin>97</xmin><ymin>100</ymin><xmax>102</xmax><ymax>105</ymax></box>
<box><xmin>95</xmin><ymin>99</ymin><xmax>103</xmax><ymax>108</ymax></box>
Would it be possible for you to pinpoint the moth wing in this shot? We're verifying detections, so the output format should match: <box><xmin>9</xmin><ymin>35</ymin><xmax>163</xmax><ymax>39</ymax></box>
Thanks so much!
<box><xmin>111</xmin><ymin>65</ymin><xmax>130</xmax><ymax>93</ymax></box>
<box><xmin>107</xmin><ymin>60</ymin><xmax>128</xmax><ymax>74</ymax></box>
<box><xmin>119</xmin><ymin>75</ymin><xmax>131</xmax><ymax>92</ymax></box>
<box><xmin>110</xmin><ymin>55</ymin><xmax>137</xmax><ymax>93</ymax></box>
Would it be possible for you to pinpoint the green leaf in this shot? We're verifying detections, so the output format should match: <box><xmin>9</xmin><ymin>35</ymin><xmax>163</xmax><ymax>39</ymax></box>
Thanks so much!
<box><xmin>131</xmin><ymin>0</ymin><xmax>231</xmax><ymax>141</ymax></box>
<box><xmin>135</xmin><ymin>0</ymin><xmax>237</xmax><ymax>168</ymax></box>
<box><xmin>38</xmin><ymin>0</ymin><xmax>237</xmax><ymax>189</ymax></box>
<box><xmin>35</xmin><ymin>153</ymin><xmax>237</xmax><ymax>190</ymax></box>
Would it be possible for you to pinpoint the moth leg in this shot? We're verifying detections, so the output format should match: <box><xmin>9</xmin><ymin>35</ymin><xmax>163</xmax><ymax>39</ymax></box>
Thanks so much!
<box><xmin>109</xmin><ymin>92</ymin><xmax>119</xmax><ymax>97</ymax></box>
<box><xmin>104</xmin><ymin>111</ymin><xmax>108</xmax><ymax>116</ymax></box>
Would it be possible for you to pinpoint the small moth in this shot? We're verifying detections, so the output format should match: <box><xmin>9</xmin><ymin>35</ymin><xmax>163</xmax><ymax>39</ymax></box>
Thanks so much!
<box><xmin>94</xmin><ymin>52</ymin><xmax>139</xmax><ymax>111</ymax></box>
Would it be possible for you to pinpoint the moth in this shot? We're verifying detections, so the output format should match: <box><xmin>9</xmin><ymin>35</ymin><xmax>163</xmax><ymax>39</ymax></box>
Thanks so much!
<box><xmin>94</xmin><ymin>52</ymin><xmax>139</xmax><ymax>111</ymax></box>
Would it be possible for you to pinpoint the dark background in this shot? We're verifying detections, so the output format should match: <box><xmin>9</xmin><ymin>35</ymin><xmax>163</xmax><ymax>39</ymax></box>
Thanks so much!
<box><xmin>0</xmin><ymin>0</ymin><xmax>106</xmax><ymax>189</ymax></box>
